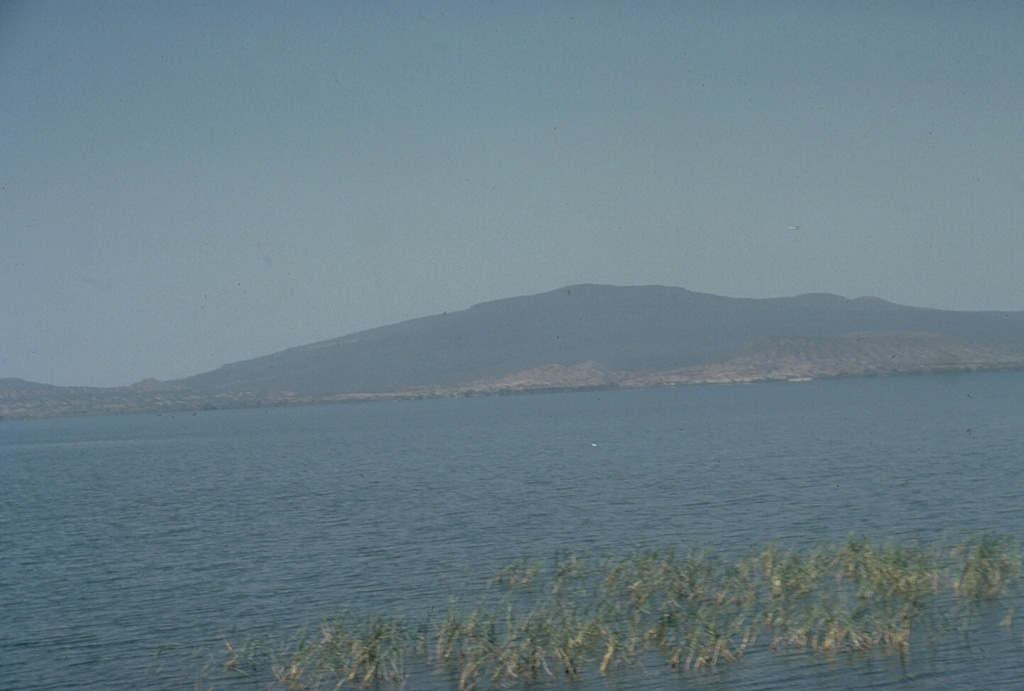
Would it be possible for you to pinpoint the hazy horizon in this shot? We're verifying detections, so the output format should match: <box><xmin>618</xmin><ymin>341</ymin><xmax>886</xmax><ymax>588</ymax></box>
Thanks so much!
<box><xmin>5</xmin><ymin>281</ymin><xmax>1024</xmax><ymax>389</ymax></box>
<box><xmin>4</xmin><ymin>2</ymin><xmax>1023</xmax><ymax>387</ymax></box>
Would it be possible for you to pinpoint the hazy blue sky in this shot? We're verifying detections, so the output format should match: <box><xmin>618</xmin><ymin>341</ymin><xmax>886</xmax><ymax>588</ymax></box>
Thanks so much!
<box><xmin>3</xmin><ymin>1</ymin><xmax>1023</xmax><ymax>387</ymax></box>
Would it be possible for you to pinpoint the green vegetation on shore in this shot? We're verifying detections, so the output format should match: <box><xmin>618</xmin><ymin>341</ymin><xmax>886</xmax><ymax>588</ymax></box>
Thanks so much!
<box><xmin>205</xmin><ymin>535</ymin><xmax>1022</xmax><ymax>689</ymax></box>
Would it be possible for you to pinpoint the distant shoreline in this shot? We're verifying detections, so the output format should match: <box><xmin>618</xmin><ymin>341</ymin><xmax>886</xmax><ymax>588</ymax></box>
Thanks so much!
<box><xmin>4</xmin><ymin>362</ymin><xmax>1022</xmax><ymax>421</ymax></box>
<box><xmin>9</xmin><ymin>284</ymin><xmax>1024</xmax><ymax>421</ymax></box>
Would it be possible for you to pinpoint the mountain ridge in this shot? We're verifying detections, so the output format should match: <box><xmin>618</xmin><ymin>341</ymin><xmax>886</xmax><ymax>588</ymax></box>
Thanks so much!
<box><xmin>169</xmin><ymin>283</ymin><xmax>1024</xmax><ymax>395</ymax></box>
<box><xmin>4</xmin><ymin>284</ymin><xmax>1024</xmax><ymax>419</ymax></box>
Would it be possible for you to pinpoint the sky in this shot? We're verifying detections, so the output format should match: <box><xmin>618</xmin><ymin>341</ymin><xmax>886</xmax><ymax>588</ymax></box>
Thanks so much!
<box><xmin>2</xmin><ymin>1</ymin><xmax>1023</xmax><ymax>387</ymax></box>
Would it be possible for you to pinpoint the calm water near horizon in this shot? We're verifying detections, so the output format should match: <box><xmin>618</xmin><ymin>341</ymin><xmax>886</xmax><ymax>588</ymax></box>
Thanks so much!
<box><xmin>2</xmin><ymin>371</ymin><xmax>1023</xmax><ymax>689</ymax></box>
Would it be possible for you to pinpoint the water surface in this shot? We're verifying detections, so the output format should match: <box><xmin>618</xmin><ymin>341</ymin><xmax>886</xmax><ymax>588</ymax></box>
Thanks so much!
<box><xmin>2</xmin><ymin>371</ymin><xmax>1022</xmax><ymax>689</ymax></box>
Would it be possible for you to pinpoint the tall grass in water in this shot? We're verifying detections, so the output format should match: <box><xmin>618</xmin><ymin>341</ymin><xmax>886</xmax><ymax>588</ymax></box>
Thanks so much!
<box><xmin>951</xmin><ymin>533</ymin><xmax>1022</xmax><ymax>599</ymax></box>
<box><xmin>212</xmin><ymin>534</ymin><xmax>1023</xmax><ymax>689</ymax></box>
<box><xmin>950</xmin><ymin>533</ymin><xmax>1023</xmax><ymax>631</ymax></box>
<box><xmin>223</xmin><ymin>615</ymin><xmax>412</xmax><ymax>690</ymax></box>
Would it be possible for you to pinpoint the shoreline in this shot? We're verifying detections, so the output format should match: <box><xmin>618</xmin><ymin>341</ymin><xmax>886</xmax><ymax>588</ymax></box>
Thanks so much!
<box><xmin>3</xmin><ymin>362</ymin><xmax>1022</xmax><ymax>421</ymax></box>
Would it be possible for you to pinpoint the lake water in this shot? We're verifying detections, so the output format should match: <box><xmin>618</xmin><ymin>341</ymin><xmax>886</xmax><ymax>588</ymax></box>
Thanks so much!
<box><xmin>2</xmin><ymin>371</ymin><xmax>1023</xmax><ymax>690</ymax></box>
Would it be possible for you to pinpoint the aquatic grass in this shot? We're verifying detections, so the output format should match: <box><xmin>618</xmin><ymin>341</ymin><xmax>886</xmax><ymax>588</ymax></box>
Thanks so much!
<box><xmin>542</xmin><ymin>600</ymin><xmax>599</xmax><ymax>679</ymax></box>
<box><xmin>212</xmin><ymin>535</ymin><xmax>1024</xmax><ymax>690</ymax></box>
<box><xmin>758</xmin><ymin>542</ymin><xmax>833</xmax><ymax>599</ymax></box>
<box><xmin>651</xmin><ymin>600</ymin><xmax>752</xmax><ymax>671</ymax></box>
<box><xmin>491</xmin><ymin>557</ymin><xmax>543</xmax><ymax>591</ymax></box>
<box><xmin>221</xmin><ymin>635</ymin><xmax>274</xmax><ymax>677</ymax></box>
<box><xmin>948</xmin><ymin>534</ymin><xmax>1022</xmax><ymax>634</ymax></box>
<box><xmin>432</xmin><ymin>599</ymin><xmax>600</xmax><ymax>687</ymax></box>
<box><xmin>672</xmin><ymin>547</ymin><xmax>723</xmax><ymax>603</ymax></box>
<box><xmin>713</xmin><ymin>556</ymin><xmax>761</xmax><ymax>609</ymax></box>
<box><xmin>236</xmin><ymin>615</ymin><xmax>413</xmax><ymax>690</ymax></box>
<box><xmin>808</xmin><ymin>599</ymin><xmax>875</xmax><ymax>655</ymax></box>
<box><xmin>336</xmin><ymin>615</ymin><xmax>410</xmax><ymax>687</ymax></box>
<box><xmin>951</xmin><ymin>533</ymin><xmax>1022</xmax><ymax>600</ymax></box>
<box><xmin>839</xmin><ymin>539</ymin><xmax>940</xmax><ymax>601</ymax></box>
<box><xmin>551</xmin><ymin>549</ymin><xmax>591</xmax><ymax>595</ymax></box>
<box><xmin>601</xmin><ymin>547</ymin><xmax>680</xmax><ymax>608</ymax></box>
<box><xmin>265</xmin><ymin>629</ymin><xmax>319</xmax><ymax>690</ymax></box>
<box><xmin>592</xmin><ymin>599</ymin><xmax>649</xmax><ymax>674</ymax></box>
<box><xmin>432</xmin><ymin>602</ymin><xmax>499</xmax><ymax>688</ymax></box>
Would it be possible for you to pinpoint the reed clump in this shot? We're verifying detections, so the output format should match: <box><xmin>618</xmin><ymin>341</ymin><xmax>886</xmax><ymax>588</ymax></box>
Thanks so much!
<box><xmin>950</xmin><ymin>533</ymin><xmax>1022</xmax><ymax>599</ymax></box>
<box><xmin>222</xmin><ymin>615</ymin><xmax>413</xmax><ymax>690</ymax></box>
<box><xmin>213</xmin><ymin>534</ymin><xmax>1023</xmax><ymax>689</ymax></box>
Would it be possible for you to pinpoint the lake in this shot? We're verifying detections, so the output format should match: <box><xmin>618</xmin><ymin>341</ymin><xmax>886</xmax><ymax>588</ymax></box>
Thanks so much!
<box><xmin>2</xmin><ymin>371</ymin><xmax>1022</xmax><ymax>689</ymax></box>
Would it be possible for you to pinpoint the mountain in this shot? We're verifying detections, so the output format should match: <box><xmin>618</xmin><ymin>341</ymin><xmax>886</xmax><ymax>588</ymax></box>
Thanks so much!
<box><xmin>4</xmin><ymin>284</ymin><xmax>1024</xmax><ymax>420</ymax></box>
<box><xmin>165</xmin><ymin>284</ymin><xmax>1024</xmax><ymax>397</ymax></box>
<box><xmin>0</xmin><ymin>378</ymin><xmax>57</xmax><ymax>390</ymax></box>
<box><xmin>168</xmin><ymin>284</ymin><xmax>1024</xmax><ymax>395</ymax></box>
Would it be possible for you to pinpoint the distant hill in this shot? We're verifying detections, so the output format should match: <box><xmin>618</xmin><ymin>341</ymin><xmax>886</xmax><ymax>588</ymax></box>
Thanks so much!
<box><xmin>170</xmin><ymin>284</ymin><xmax>1024</xmax><ymax>395</ymax></box>
<box><xmin>4</xmin><ymin>284</ymin><xmax>1024</xmax><ymax>420</ymax></box>
<box><xmin>0</xmin><ymin>378</ymin><xmax>57</xmax><ymax>390</ymax></box>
